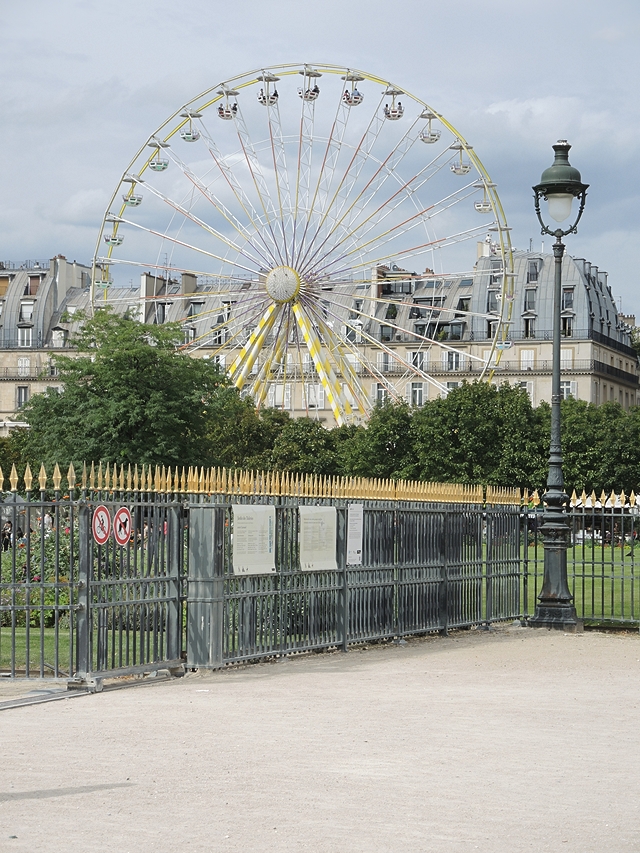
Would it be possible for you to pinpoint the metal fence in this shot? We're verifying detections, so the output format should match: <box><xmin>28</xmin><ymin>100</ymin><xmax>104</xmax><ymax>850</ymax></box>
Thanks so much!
<box><xmin>3</xmin><ymin>463</ymin><xmax>638</xmax><ymax>687</ymax></box>
<box><xmin>187</xmin><ymin>494</ymin><xmax>521</xmax><ymax>667</ymax></box>
<box><xmin>0</xmin><ymin>486</ymin><xmax>185</xmax><ymax>685</ymax></box>
<box><xmin>523</xmin><ymin>495</ymin><xmax>640</xmax><ymax>626</ymax></box>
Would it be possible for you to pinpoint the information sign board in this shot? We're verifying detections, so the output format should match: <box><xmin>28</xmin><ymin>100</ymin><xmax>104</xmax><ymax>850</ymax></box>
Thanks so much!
<box><xmin>347</xmin><ymin>503</ymin><xmax>364</xmax><ymax>565</ymax></box>
<box><xmin>231</xmin><ymin>505</ymin><xmax>276</xmax><ymax>575</ymax></box>
<box><xmin>299</xmin><ymin>506</ymin><xmax>337</xmax><ymax>571</ymax></box>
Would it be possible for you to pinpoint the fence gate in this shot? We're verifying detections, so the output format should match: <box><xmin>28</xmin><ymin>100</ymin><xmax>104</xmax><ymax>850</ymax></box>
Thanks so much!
<box><xmin>70</xmin><ymin>499</ymin><xmax>185</xmax><ymax>691</ymax></box>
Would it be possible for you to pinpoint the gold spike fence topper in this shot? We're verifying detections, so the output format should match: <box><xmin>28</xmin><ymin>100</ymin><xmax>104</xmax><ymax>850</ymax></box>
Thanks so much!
<box><xmin>8</xmin><ymin>460</ymin><xmax>598</xmax><ymax>505</ymax></box>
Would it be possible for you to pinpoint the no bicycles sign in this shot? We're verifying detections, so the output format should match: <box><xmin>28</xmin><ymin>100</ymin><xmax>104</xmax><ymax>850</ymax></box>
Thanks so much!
<box><xmin>92</xmin><ymin>505</ymin><xmax>111</xmax><ymax>545</ymax></box>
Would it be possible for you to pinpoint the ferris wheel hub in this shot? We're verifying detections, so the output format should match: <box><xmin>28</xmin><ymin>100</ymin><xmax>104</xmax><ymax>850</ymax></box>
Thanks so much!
<box><xmin>265</xmin><ymin>265</ymin><xmax>302</xmax><ymax>303</ymax></box>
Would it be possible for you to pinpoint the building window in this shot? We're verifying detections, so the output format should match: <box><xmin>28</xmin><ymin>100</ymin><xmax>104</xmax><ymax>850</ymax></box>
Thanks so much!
<box><xmin>16</xmin><ymin>386</ymin><xmax>29</xmax><ymax>408</ymax></box>
<box><xmin>375</xmin><ymin>383</ymin><xmax>388</xmax><ymax>405</ymax></box>
<box><xmin>560</xmin><ymin>380</ymin><xmax>577</xmax><ymax>400</ymax></box>
<box><xmin>520</xmin><ymin>350</ymin><xmax>535</xmax><ymax>370</ymax></box>
<box><xmin>446</xmin><ymin>351</ymin><xmax>461</xmax><ymax>371</ymax></box>
<box><xmin>446</xmin><ymin>381</ymin><xmax>460</xmax><ymax>391</ymax></box>
<box><xmin>380</xmin><ymin>325</ymin><xmax>392</xmax><ymax>343</ymax></box>
<box><xmin>487</xmin><ymin>320</ymin><xmax>498</xmax><ymax>339</ymax></box>
<box><xmin>410</xmin><ymin>382</ymin><xmax>423</xmax><ymax>407</ymax></box>
<box><xmin>523</xmin><ymin>318</ymin><xmax>536</xmax><ymax>339</ymax></box>
<box><xmin>518</xmin><ymin>381</ymin><xmax>534</xmax><ymax>404</ymax></box>
<box><xmin>187</xmin><ymin>301</ymin><xmax>204</xmax><ymax>318</ymax></box>
<box><xmin>527</xmin><ymin>260</ymin><xmax>540</xmax><ymax>283</ymax></box>
<box><xmin>449</xmin><ymin>323</ymin><xmax>463</xmax><ymax>341</ymax></box>
<box><xmin>385</xmin><ymin>303</ymin><xmax>397</xmax><ymax>320</ymax></box>
<box><xmin>19</xmin><ymin>302</ymin><xmax>34</xmax><ymax>323</ymax></box>
<box><xmin>183</xmin><ymin>326</ymin><xmax>196</xmax><ymax>344</ymax></box>
<box><xmin>378</xmin><ymin>352</ymin><xmax>394</xmax><ymax>373</ymax></box>
<box><xmin>26</xmin><ymin>276</ymin><xmax>41</xmax><ymax>296</ymax></box>
<box><xmin>349</xmin><ymin>299</ymin><xmax>363</xmax><ymax>320</ymax></box>
<box><xmin>490</xmin><ymin>260</ymin><xmax>502</xmax><ymax>285</ymax></box>
<box><xmin>267</xmin><ymin>383</ymin><xmax>292</xmax><ymax>409</ymax></box>
<box><xmin>486</xmin><ymin>291</ymin><xmax>499</xmax><ymax>313</ymax></box>
<box><xmin>49</xmin><ymin>361</ymin><xmax>59</xmax><ymax>377</ymax></box>
<box><xmin>456</xmin><ymin>297</ymin><xmax>470</xmax><ymax>314</ymax></box>
<box><xmin>524</xmin><ymin>289</ymin><xmax>536</xmax><ymax>311</ymax></box>
<box><xmin>17</xmin><ymin>357</ymin><xmax>30</xmax><ymax>377</ymax></box>
<box><xmin>560</xmin><ymin>349</ymin><xmax>573</xmax><ymax>369</ymax></box>
<box><xmin>562</xmin><ymin>288</ymin><xmax>574</xmax><ymax>310</ymax></box>
<box><xmin>51</xmin><ymin>328</ymin><xmax>66</xmax><ymax>347</ymax></box>
<box><xmin>304</xmin><ymin>384</ymin><xmax>325</xmax><ymax>409</ymax></box>
<box><xmin>18</xmin><ymin>327</ymin><xmax>32</xmax><ymax>347</ymax></box>
<box><xmin>410</xmin><ymin>351</ymin><xmax>424</xmax><ymax>371</ymax></box>
<box><xmin>561</xmin><ymin>316</ymin><xmax>573</xmax><ymax>337</ymax></box>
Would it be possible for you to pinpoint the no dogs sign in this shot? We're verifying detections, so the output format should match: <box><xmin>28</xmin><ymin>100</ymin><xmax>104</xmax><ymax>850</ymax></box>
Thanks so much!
<box><xmin>113</xmin><ymin>507</ymin><xmax>133</xmax><ymax>546</ymax></box>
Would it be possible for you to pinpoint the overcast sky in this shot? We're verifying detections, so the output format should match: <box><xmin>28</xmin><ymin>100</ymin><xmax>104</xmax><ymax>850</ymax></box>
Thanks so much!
<box><xmin>2</xmin><ymin>0</ymin><xmax>639</xmax><ymax>314</ymax></box>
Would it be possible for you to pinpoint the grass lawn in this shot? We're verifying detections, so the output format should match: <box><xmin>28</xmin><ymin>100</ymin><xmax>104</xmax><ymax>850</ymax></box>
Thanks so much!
<box><xmin>0</xmin><ymin>626</ymin><xmax>74</xmax><ymax>676</ymax></box>
<box><xmin>522</xmin><ymin>543</ymin><xmax>640</xmax><ymax>623</ymax></box>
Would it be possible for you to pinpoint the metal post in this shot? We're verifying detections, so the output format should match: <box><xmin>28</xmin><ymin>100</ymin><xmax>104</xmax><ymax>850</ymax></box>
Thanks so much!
<box><xmin>68</xmin><ymin>503</ymin><xmax>91</xmax><ymax>689</ymax></box>
<box><xmin>529</xmin><ymin>237</ymin><xmax>578</xmax><ymax>630</ymax></box>
<box><xmin>165</xmin><ymin>504</ymin><xmax>182</xmax><ymax>663</ymax></box>
<box><xmin>337</xmin><ymin>507</ymin><xmax>348</xmax><ymax>652</ymax></box>
<box><xmin>187</xmin><ymin>505</ymin><xmax>224</xmax><ymax>668</ymax></box>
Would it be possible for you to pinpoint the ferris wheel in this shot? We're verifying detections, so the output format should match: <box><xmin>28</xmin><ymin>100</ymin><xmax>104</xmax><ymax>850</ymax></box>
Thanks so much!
<box><xmin>93</xmin><ymin>63</ymin><xmax>514</xmax><ymax>426</ymax></box>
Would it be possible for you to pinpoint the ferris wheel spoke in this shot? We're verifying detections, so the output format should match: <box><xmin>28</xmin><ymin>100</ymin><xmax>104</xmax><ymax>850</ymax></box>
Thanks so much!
<box><xmin>196</xmin><ymin>118</ymin><xmax>281</xmax><ymax>263</ymax></box>
<box><xmin>326</xmin><ymin>305</ymin><xmax>449</xmax><ymax>393</ymax></box>
<box><xmin>197</xmin><ymin>297</ymin><xmax>271</xmax><ymax>359</ymax></box>
<box><xmin>292</xmin><ymin>302</ymin><xmax>353</xmax><ymax>426</ymax></box>
<box><xmin>292</xmin><ymin>82</ymin><xmax>318</xmax><ymax>263</ymax></box>
<box><xmin>295</xmin><ymin>92</ymin><xmax>387</xmax><ymax>272</ymax></box>
<box><xmin>97</xmin><ymin>255</ymin><xmax>259</xmax><ymax>284</ymax></box>
<box><xmin>325</xmin><ymin>122</ymin><xmax>447</xmax><ymax>243</ymax></box>
<box><xmin>229</xmin><ymin>303</ymin><xmax>280</xmax><ymax>388</ymax></box>
<box><xmin>301</xmin><ymin>155</ymin><xmax>464</xmax><ymax>277</ymax></box>
<box><xmin>299</xmin><ymin>128</ymin><xmax>432</xmax><ymax>275</ymax></box>
<box><xmin>301</xmin><ymin>300</ymin><xmax>369</xmax><ymax>415</ymax></box>
<box><xmin>319</xmin><ymin>223</ymin><xmax>490</xmax><ymax>280</ymax></box>
<box><xmin>112</xmin><ymin>216</ymin><xmax>261</xmax><ymax>276</ymax></box>
<box><xmin>265</xmin><ymin>101</ymin><xmax>293</xmax><ymax>264</ymax></box>
<box><xmin>231</xmin><ymin>106</ymin><xmax>286</xmax><ymax>266</ymax></box>
<box><xmin>251</xmin><ymin>306</ymin><xmax>290</xmax><ymax>406</ymax></box>
<box><xmin>292</xmin><ymin>88</ymin><xmax>353</xmax><ymax>268</ymax></box>
<box><xmin>316</xmin><ymin>302</ymin><xmax>437</xmax><ymax>401</ymax></box>
<box><xmin>159</xmin><ymin>147</ymin><xmax>276</xmax><ymax>269</ymax></box>
<box><xmin>306</xmin><ymin>186</ymin><xmax>480</xmax><ymax>279</ymax></box>
<box><xmin>123</xmin><ymin>177</ymin><xmax>270</xmax><ymax>271</ymax></box>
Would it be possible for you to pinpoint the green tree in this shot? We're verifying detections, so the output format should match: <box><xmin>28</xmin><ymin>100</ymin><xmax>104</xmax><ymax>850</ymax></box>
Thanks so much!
<box><xmin>21</xmin><ymin>310</ymin><xmax>227</xmax><ymax>468</ymax></box>
<box><xmin>267</xmin><ymin>417</ymin><xmax>338</xmax><ymax>475</ymax></box>
<box><xmin>410</xmin><ymin>382</ymin><xmax>545</xmax><ymax>487</ymax></box>
<box><xmin>339</xmin><ymin>401</ymin><xmax>414</xmax><ymax>479</ymax></box>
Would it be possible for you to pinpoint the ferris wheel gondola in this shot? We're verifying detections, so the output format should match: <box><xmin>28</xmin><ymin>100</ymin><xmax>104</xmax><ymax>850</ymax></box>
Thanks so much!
<box><xmin>93</xmin><ymin>62</ymin><xmax>513</xmax><ymax>426</ymax></box>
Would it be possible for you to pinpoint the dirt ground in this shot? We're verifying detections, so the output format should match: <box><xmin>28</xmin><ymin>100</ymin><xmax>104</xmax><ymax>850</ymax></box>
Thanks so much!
<box><xmin>1</xmin><ymin>625</ymin><xmax>639</xmax><ymax>853</ymax></box>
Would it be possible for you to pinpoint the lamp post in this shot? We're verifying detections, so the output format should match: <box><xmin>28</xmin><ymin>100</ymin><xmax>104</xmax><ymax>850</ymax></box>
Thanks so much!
<box><xmin>529</xmin><ymin>140</ymin><xmax>588</xmax><ymax>630</ymax></box>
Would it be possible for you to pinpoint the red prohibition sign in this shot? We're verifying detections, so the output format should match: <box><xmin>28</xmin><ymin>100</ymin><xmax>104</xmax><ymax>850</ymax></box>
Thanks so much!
<box><xmin>92</xmin><ymin>505</ymin><xmax>111</xmax><ymax>546</ymax></box>
<box><xmin>113</xmin><ymin>506</ymin><xmax>132</xmax><ymax>547</ymax></box>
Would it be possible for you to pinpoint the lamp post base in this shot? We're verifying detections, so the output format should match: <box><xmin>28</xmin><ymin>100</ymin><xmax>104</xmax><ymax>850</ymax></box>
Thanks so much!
<box><xmin>528</xmin><ymin>603</ymin><xmax>579</xmax><ymax>632</ymax></box>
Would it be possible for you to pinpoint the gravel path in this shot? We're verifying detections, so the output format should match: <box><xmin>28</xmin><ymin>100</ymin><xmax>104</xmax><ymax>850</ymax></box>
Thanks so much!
<box><xmin>1</xmin><ymin>625</ymin><xmax>639</xmax><ymax>852</ymax></box>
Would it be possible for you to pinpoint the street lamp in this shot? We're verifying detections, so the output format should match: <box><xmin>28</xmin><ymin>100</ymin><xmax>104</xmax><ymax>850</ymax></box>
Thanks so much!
<box><xmin>529</xmin><ymin>140</ymin><xmax>588</xmax><ymax>630</ymax></box>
